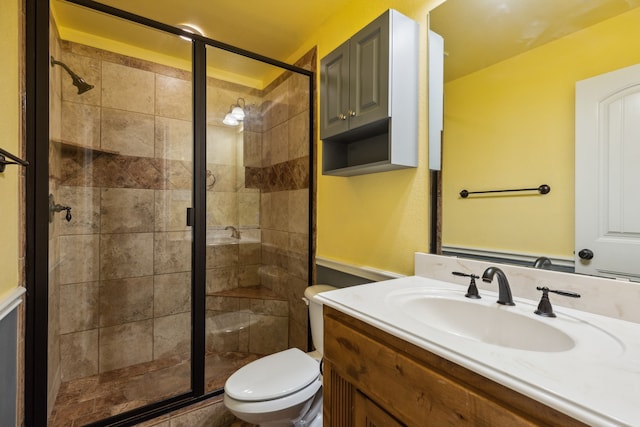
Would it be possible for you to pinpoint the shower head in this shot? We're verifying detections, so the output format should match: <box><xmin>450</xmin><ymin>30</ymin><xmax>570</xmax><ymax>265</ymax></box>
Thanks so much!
<box><xmin>50</xmin><ymin>56</ymin><xmax>95</xmax><ymax>95</ymax></box>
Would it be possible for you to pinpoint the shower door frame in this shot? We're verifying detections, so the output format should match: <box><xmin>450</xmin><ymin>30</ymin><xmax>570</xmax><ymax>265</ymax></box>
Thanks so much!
<box><xmin>24</xmin><ymin>0</ymin><xmax>316</xmax><ymax>425</ymax></box>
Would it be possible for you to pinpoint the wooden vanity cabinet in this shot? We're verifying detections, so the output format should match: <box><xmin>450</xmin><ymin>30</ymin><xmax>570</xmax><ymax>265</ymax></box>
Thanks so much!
<box><xmin>323</xmin><ymin>306</ymin><xmax>587</xmax><ymax>427</ymax></box>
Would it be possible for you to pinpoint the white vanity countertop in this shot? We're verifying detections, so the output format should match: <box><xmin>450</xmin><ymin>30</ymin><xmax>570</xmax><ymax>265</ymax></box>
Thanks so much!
<box><xmin>317</xmin><ymin>276</ymin><xmax>640</xmax><ymax>427</ymax></box>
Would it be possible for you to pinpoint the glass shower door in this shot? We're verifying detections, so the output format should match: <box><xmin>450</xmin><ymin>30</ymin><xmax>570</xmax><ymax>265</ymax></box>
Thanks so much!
<box><xmin>47</xmin><ymin>3</ymin><xmax>194</xmax><ymax>424</ymax></box>
<box><xmin>203</xmin><ymin>45</ymin><xmax>313</xmax><ymax>392</ymax></box>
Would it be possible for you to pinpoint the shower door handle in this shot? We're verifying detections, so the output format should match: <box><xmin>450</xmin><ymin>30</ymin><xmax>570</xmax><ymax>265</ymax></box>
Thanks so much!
<box><xmin>186</xmin><ymin>208</ymin><xmax>193</xmax><ymax>227</ymax></box>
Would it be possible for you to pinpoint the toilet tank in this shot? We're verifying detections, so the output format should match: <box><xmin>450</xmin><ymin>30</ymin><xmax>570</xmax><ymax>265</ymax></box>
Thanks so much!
<box><xmin>303</xmin><ymin>285</ymin><xmax>336</xmax><ymax>355</ymax></box>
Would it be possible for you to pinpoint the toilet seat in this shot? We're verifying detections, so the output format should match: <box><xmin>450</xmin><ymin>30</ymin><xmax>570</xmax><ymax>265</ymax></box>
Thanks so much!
<box><xmin>225</xmin><ymin>348</ymin><xmax>320</xmax><ymax>402</ymax></box>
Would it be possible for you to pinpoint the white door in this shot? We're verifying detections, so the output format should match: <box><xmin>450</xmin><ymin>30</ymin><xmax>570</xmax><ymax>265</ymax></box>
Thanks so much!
<box><xmin>575</xmin><ymin>64</ymin><xmax>640</xmax><ymax>280</ymax></box>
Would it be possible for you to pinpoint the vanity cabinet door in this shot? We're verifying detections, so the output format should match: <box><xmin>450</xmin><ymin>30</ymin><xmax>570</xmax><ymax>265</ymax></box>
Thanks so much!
<box><xmin>354</xmin><ymin>391</ymin><xmax>404</xmax><ymax>427</ymax></box>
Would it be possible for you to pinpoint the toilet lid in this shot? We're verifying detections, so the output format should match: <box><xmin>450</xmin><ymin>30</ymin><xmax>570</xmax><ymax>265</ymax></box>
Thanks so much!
<box><xmin>225</xmin><ymin>348</ymin><xmax>320</xmax><ymax>401</ymax></box>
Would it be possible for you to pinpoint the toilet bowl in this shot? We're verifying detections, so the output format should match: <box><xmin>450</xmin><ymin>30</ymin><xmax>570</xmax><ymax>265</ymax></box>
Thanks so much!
<box><xmin>224</xmin><ymin>285</ymin><xmax>336</xmax><ymax>426</ymax></box>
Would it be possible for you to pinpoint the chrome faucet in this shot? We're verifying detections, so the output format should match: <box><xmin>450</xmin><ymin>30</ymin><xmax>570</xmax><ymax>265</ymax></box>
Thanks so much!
<box><xmin>225</xmin><ymin>225</ymin><xmax>240</xmax><ymax>239</ymax></box>
<box><xmin>481</xmin><ymin>267</ymin><xmax>515</xmax><ymax>306</ymax></box>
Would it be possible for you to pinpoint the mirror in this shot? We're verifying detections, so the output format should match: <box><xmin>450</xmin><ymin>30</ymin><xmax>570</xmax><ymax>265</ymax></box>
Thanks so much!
<box><xmin>429</xmin><ymin>0</ymin><xmax>640</xmax><ymax>274</ymax></box>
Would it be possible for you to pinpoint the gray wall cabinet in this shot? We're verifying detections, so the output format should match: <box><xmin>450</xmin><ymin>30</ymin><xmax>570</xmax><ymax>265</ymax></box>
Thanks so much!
<box><xmin>320</xmin><ymin>9</ymin><xmax>418</xmax><ymax>176</ymax></box>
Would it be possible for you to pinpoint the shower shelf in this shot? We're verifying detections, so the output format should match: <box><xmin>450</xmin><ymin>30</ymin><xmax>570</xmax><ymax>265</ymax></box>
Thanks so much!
<box><xmin>207</xmin><ymin>285</ymin><xmax>286</xmax><ymax>301</ymax></box>
<box><xmin>52</xmin><ymin>139</ymin><xmax>120</xmax><ymax>155</ymax></box>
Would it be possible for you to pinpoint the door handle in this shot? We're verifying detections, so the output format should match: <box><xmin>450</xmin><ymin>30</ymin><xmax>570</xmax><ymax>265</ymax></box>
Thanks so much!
<box><xmin>578</xmin><ymin>249</ymin><xmax>594</xmax><ymax>260</ymax></box>
<box><xmin>186</xmin><ymin>207</ymin><xmax>193</xmax><ymax>227</ymax></box>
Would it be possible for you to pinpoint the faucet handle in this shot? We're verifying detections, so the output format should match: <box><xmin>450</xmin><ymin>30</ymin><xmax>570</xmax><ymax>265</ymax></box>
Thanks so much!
<box><xmin>452</xmin><ymin>271</ymin><xmax>481</xmax><ymax>299</ymax></box>
<box><xmin>534</xmin><ymin>286</ymin><xmax>581</xmax><ymax>317</ymax></box>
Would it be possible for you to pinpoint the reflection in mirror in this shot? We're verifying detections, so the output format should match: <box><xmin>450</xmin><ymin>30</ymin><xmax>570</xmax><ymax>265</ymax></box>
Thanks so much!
<box><xmin>428</xmin><ymin>0</ymin><xmax>640</xmax><ymax>278</ymax></box>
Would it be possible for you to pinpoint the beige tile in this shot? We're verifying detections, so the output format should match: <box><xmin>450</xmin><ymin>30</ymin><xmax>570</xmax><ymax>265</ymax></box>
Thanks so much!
<box><xmin>154</xmin><ymin>231</ymin><xmax>192</xmax><ymax>274</ymax></box>
<box><xmin>261</xmin><ymin>228</ymin><xmax>289</xmax><ymax>249</ymax></box>
<box><xmin>206</xmin><ymin>125</ymin><xmax>238</xmax><ymax>165</ymax></box>
<box><xmin>206</xmin><ymin>266</ymin><xmax>238</xmax><ymax>294</ymax></box>
<box><xmin>288</xmin><ymin>72</ymin><xmax>310</xmax><ymax>118</ymax></box>
<box><xmin>99</xmin><ymin>276</ymin><xmax>154</xmax><ymax>327</ymax></box>
<box><xmin>59</xmin><ymin>282</ymin><xmax>99</xmax><ymax>334</ymax></box>
<box><xmin>101</xmin><ymin>188</ymin><xmax>155</xmax><ymax>233</ymax></box>
<box><xmin>102</xmin><ymin>61</ymin><xmax>155</xmax><ymax>114</ymax></box>
<box><xmin>248</xmin><ymin>314</ymin><xmax>288</xmax><ymax>355</ymax></box>
<box><xmin>59</xmin><ymin>52</ymin><xmax>101</xmax><ymax>106</ymax></box>
<box><xmin>206</xmin><ymin>296</ymin><xmax>241</xmax><ymax>312</ymax></box>
<box><xmin>206</xmin><ymin>312</ymin><xmax>244</xmax><ymax>353</ymax></box>
<box><xmin>242</xmin><ymin>131</ymin><xmax>262</xmax><ymax>168</ymax></box>
<box><xmin>155</xmin><ymin>74</ymin><xmax>192</xmax><ymax>121</ymax></box>
<box><xmin>154</xmin><ymin>313</ymin><xmax>191</xmax><ymax>359</ymax></box>
<box><xmin>238</xmin><ymin>192</ymin><xmax>260</xmax><ymax>227</ymax></box>
<box><xmin>270</xmin><ymin>122</ymin><xmax>288</xmax><ymax>165</ymax></box>
<box><xmin>101</xmin><ymin>108</ymin><xmax>155</xmax><ymax>157</ymax></box>
<box><xmin>207</xmin><ymin>164</ymin><xmax>236</xmax><ymax>192</ymax></box>
<box><xmin>100</xmin><ymin>233</ymin><xmax>154</xmax><ymax>280</ymax></box>
<box><xmin>166</xmin><ymin>160</ymin><xmax>193</xmax><ymax>190</ymax></box>
<box><xmin>61</xmin><ymin>101</ymin><xmax>101</xmax><ymax>149</ymax></box>
<box><xmin>250</xmin><ymin>299</ymin><xmax>288</xmax><ymax>316</ymax></box>
<box><xmin>289</xmin><ymin>232</ymin><xmax>309</xmax><ymax>256</ymax></box>
<box><xmin>288</xmin><ymin>189</ymin><xmax>309</xmax><ymax>234</ymax></box>
<box><xmin>205</xmin><ymin>86</ymin><xmax>245</xmax><ymax>127</ymax></box>
<box><xmin>206</xmin><ymin>244</ymin><xmax>239</xmax><ymax>269</ymax></box>
<box><xmin>206</xmin><ymin>192</ymin><xmax>238</xmax><ymax>227</ymax></box>
<box><xmin>154</xmin><ymin>189</ymin><xmax>192</xmax><ymax>232</ymax></box>
<box><xmin>261</xmin><ymin>127</ymin><xmax>272</xmax><ymax>167</ymax></box>
<box><xmin>288</xmin><ymin>111</ymin><xmax>310</xmax><ymax>160</ymax></box>
<box><xmin>287</xmin><ymin>250</ymin><xmax>309</xmax><ymax>283</ymax></box>
<box><xmin>271</xmin><ymin>191</ymin><xmax>290</xmax><ymax>232</ymax></box>
<box><xmin>155</xmin><ymin>116</ymin><xmax>193</xmax><ymax>161</ymax></box>
<box><xmin>239</xmin><ymin>243</ymin><xmax>261</xmax><ymax>265</ymax></box>
<box><xmin>154</xmin><ymin>272</ymin><xmax>191</xmax><ymax>317</ymax></box>
<box><xmin>260</xmin><ymin>193</ymin><xmax>272</xmax><ymax>229</ymax></box>
<box><xmin>99</xmin><ymin>320</ymin><xmax>153</xmax><ymax>372</ymax></box>
<box><xmin>60</xmin><ymin>329</ymin><xmax>99</xmax><ymax>381</ymax></box>
<box><xmin>238</xmin><ymin>265</ymin><xmax>260</xmax><ymax>288</ymax></box>
<box><xmin>59</xmin><ymin>185</ymin><xmax>101</xmax><ymax>235</ymax></box>
<box><xmin>59</xmin><ymin>234</ymin><xmax>100</xmax><ymax>285</ymax></box>
<box><xmin>263</xmin><ymin>81</ymin><xmax>288</xmax><ymax>130</ymax></box>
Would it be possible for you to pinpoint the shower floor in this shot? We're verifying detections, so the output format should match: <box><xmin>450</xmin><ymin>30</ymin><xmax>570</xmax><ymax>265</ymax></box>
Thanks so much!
<box><xmin>47</xmin><ymin>351</ymin><xmax>261</xmax><ymax>426</ymax></box>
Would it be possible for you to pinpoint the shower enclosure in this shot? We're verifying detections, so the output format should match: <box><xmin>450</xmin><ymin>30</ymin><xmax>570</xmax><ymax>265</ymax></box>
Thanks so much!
<box><xmin>26</xmin><ymin>1</ymin><xmax>315</xmax><ymax>425</ymax></box>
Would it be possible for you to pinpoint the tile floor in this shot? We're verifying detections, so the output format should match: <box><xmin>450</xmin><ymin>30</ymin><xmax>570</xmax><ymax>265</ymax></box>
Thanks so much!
<box><xmin>48</xmin><ymin>351</ymin><xmax>260</xmax><ymax>426</ymax></box>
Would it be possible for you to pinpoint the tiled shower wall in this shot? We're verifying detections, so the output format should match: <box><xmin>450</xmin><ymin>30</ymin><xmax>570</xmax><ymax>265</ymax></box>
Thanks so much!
<box><xmin>251</xmin><ymin>49</ymin><xmax>315</xmax><ymax>351</ymax></box>
<box><xmin>48</xmin><ymin>29</ymin><xmax>314</xmax><ymax>398</ymax></box>
<box><xmin>51</xmin><ymin>38</ymin><xmax>263</xmax><ymax>383</ymax></box>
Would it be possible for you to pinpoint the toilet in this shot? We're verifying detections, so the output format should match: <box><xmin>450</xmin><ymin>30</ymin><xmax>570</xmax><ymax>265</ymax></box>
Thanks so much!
<box><xmin>224</xmin><ymin>285</ymin><xmax>336</xmax><ymax>426</ymax></box>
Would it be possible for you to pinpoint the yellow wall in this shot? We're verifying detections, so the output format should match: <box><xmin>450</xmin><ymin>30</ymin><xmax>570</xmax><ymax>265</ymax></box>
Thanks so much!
<box><xmin>289</xmin><ymin>0</ymin><xmax>444</xmax><ymax>276</ymax></box>
<box><xmin>442</xmin><ymin>7</ymin><xmax>640</xmax><ymax>259</ymax></box>
<box><xmin>0</xmin><ymin>0</ymin><xmax>21</xmax><ymax>297</ymax></box>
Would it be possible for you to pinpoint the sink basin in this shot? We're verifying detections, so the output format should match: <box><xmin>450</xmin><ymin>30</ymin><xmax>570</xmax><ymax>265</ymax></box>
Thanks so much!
<box><xmin>387</xmin><ymin>291</ymin><xmax>575</xmax><ymax>352</ymax></box>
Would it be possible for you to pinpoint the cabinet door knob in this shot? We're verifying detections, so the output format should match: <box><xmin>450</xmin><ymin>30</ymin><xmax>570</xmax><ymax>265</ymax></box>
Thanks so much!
<box><xmin>338</xmin><ymin>113</ymin><xmax>347</xmax><ymax>120</ymax></box>
<box><xmin>348</xmin><ymin>110</ymin><xmax>356</xmax><ymax>117</ymax></box>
